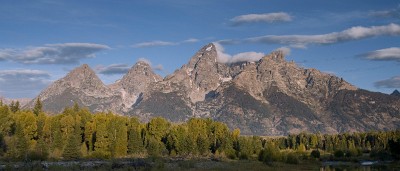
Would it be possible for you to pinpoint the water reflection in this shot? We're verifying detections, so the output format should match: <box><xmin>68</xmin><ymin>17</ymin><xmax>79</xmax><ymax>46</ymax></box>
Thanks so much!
<box><xmin>320</xmin><ymin>165</ymin><xmax>389</xmax><ymax>171</ymax></box>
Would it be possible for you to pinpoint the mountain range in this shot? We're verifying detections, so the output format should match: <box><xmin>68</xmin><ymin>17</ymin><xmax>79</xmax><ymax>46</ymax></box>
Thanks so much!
<box><xmin>25</xmin><ymin>43</ymin><xmax>400</xmax><ymax>135</ymax></box>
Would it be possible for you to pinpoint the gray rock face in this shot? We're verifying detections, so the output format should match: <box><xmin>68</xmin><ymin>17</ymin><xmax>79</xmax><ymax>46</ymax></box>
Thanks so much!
<box><xmin>26</xmin><ymin>43</ymin><xmax>400</xmax><ymax>135</ymax></box>
<box><xmin>391</xmin><ymin>90</ymin><xmax>400</xmax><ymax>97</ymax></box>
<box><xmin>109</xmin><ymin>61</ymin><xmax>163</xmax><ymax>112</ymax></box>
<box><xmin>25</xmin><ymin>64</ymin><xmax>123</xmax><ymax>114</ymax></box>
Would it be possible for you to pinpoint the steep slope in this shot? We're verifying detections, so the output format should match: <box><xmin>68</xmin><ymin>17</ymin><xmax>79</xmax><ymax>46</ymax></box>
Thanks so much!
<box><xmin>130</xmin><ymin>44</ymin><xmax>400</xmax><ymax>135</ymax></box>
<box><xmin>109</xmin><ymin>61</ymin><xmax>162</xmax><ymax>112</ymax></box>
<box><xmin>391</xmin><ymin>89</ymin><xmax>400</xmax><ymax>97</ymax></box>
<box><xmin>129</xmin><ymin>43</ymin><xmax>230</xmax><ymax>121</ymax></box>
<box><xmin>194</xmin><ymin>51</ymin><xmax>358</xmax><ymax>135</ymax></box>
<box><xmin>25</xmin><ymin>64</ymin><xmax>122</xmax><ymax>113</ymax></box>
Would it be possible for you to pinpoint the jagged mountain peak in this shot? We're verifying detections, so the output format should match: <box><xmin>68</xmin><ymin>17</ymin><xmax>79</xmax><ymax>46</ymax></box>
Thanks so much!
<box><xmin>119</xmin><ymin>61</ymin><xmax>163</xmax><ymax>85</ymax></box>
<box><xmin>187</xmin><ymin>43</ymin><xmax>218</xmax><ymax>68</ymax></box>
<box><xmin>63</xmin><ymin>63</ymin><xmax>105</xmax><ymax>88</ymax></box>
<box><xmin>110</xmin><ymin>61</ymin><xmax>163</xmax><ymax>111</ymax></box>
<box><xmin>391</xmin><ymin>89</ymin><xmax>400</xmax><ymax>97</ymax></box>
<box><xmin>260</xmin><ymin>50</ymin><xmax>286</xmax><ymax>63</ymax></box>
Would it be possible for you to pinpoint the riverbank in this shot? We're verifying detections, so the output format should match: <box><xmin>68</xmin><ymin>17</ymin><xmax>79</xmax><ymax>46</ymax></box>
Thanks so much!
<box><xmin>2</xmin><ymin>158</ymin><xmax>399</xmax><ymax>171</ymax></box>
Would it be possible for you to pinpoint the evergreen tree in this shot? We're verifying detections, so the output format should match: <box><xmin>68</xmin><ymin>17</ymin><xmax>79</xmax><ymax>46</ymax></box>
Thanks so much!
<box><xmin>93</xmin><ymin>114</ymin><xmax>111</xmax><ymax>158</ymax></box>
<box><xmin>62</xmin><ymin>123</ymin><xmax>81</xmax><ymax>159</ymax></box>
<box><xmin>15</xmin><ymin>124</ymin><xmax>28</xmax><ymax>160</ymax></box>
<box><xmin>9</xmin><ymin>101</ymin><xmax>20</xmax><ymax>113</ymax></box>
<box><xmin>109</xmin><ymin>116</ymin><xmax>128</xmax><ymax>158</ymax></box>
<box><xmin>33</xmin><ymin>98</ymin><xmax>42</xmax><ymax>116</ymax></box>
<box><xmin>128</xmin><ymin>118</ymin><xmax>144</xmax><ymax>155</ymax></box>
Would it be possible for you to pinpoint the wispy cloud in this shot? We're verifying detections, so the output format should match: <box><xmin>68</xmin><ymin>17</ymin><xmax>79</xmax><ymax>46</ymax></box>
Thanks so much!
<box><xmin>138</xmin><ymin>58</ymin><xmax>164</xmax><ymax>71</ymax></box>
<box><xmin>369</xmin><ymin>7</ymin><xmax>400</xmax><ymax>18</ymax></box>
<box><xmin>133</xmin><ymin>38</ymin><xmax>201</xmax><ymax>48</ymax></box>
<box><xmin>276</xmin><ymin>47</ymin><xmax>291</xmax><ymax>56</ymax></box>
<box><xmin>0</xmin><ymin>69</ymin><xmax>51</xmax><ymax>98</ymax></box>
<box><xmin>374</xmin><ymin>76</ymin><xmax>400</xmax><ymax>88</ymax></box>
<box><xmin>246</xmin><ymin>23</ymin><xmax>400</xmax><ymax>48</ymax></box>
<box><xmin>0</xmin><ymin>43</ymin><xmax>110</xmax><ymax>64</ymax></box>
<box><xmin>359</xmin><ymin>47</ymin><xmax>400</xmax><ymax>62</ymax></box>
<box><xmin>132</xmin><ymin>41</ymin><xmax>177</xmax><ymax>48</ymax></box>
<box><xmin>214</xmin><ymin>43</ymin><xmax>265</xmax><ymax>64</ymax></box>
<box><xmin>230</xmin><ymin>12</ymin><xmax>292</xmax><ymax>26</ymax></box>
<box><xmin>96</xmin><ymin>64</ymin><xmax>130</xmax><ymax>75</ymax></box>
<box><xmin>182</xmin><ymin>38</ymin><xmax>200</xmax><ymax>43</ymax></box>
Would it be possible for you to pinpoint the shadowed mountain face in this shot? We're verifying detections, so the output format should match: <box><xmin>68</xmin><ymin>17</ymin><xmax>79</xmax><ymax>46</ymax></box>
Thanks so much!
<box><xmin>392</xmin><ymin>90</ymin><xmax>400</xmax><ymax>97</ymax></box>
<box><xmin>26</xmin><ymin>43</ymin><xmax>400</xmax><ymax>135</ymax></box>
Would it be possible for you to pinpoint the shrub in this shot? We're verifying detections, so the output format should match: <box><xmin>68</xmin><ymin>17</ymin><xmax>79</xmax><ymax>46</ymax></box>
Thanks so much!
<box><xmin>286</xmin><ymin>153</ymin><xmax>299</xmax><ymax>164</ymax></box>
<box><xmin>310</xmin><ymin>150</ymin><xmax>320</xmax><ymax>158</ymax></box>
<box><xmin>334</xmin><ymin>150</ymin><xmax>344</xmax><ymax>158</ymax></box>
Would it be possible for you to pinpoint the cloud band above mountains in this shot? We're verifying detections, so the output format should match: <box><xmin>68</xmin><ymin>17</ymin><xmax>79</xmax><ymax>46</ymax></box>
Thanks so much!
<box><xmin>375</xmin><ymin>76</ymin><xmax>400</xmax><ymax>88</ymax></box>
<box><xmin>247</xmin><ymin>23</ymin><xmax>400</xmax><ymax>48</ymax></box>
<box><xmin>133</xmin><ymin>38</ymin><xmax>199</xmax><ymax>48</ymax></box>
<box><xmin>359</xmin><ymin>47</ymin><xmax>400</xmax><ymax>62</ymax></box>
<box><xmin>230</xmin><ymin>12</ymin><xmax>292</xmax><ymax>26</ymax></box>
<box><xmin>0</xmin><ymin>43</ymin><xmax>110</xmax><ymax>65</ymax></box>
<box><xmin>0</xmin><ymin>70</ymin><xmax>51</xmax><ymax>98</ymax></box>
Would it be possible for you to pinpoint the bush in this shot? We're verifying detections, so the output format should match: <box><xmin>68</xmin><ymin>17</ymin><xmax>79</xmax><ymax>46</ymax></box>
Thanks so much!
<box><xmin>370</xmin><ymin>150</ymin><xmax>392</xmax><ymax>161</ymax></box>
<box><xmin>334</xmin><ymin>150</ymin><xmax>344</xmax><ymax>158</ymax></box>
<box><xmin>310</xmin><ymin>150</ymin><xmax>320</xmax><ymax>158</ymax></box>
<box><xmin>286</xmin><ymin>153</ymin><xmax>299</xmax><ymax>164</ymax></box>
<box><xmin>258</xmin><ymin>142</ymin><xmax>282</xmax><ymax>164</ymax></box>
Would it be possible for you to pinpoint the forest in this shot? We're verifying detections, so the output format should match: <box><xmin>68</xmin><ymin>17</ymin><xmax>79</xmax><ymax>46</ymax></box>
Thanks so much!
<box><xmin>1</xmin><ymin>99</ymin><xmax>400</xmax><ymax>165</ymax></box>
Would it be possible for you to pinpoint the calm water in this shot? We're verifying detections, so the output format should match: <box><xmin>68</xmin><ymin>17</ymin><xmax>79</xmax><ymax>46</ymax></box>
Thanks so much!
<box><xmin>320</xmin><ymin>161</ymin><xmax>395</xmax><ymax>171</ymax></box>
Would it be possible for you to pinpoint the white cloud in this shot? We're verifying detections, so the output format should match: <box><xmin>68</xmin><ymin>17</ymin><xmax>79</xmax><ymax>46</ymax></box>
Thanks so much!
<box><xmin>137</xmin><ymin>58</ymin><xmax>152</xmax><ymax>65</ymax></box>
<box><xmin>0</xmin><ymin>43</ymin><xmax>110</xmax><ymax>64</ymax></box>
<box><xmin>374</xmin><ymin>76</ymin><xmax>400</xmax><ymax>88</ymax></box>
<box><xmin>182</xmin><ymin>38</ymin><xmax>199</xmax><ymax>43</ymax></box>
<box><xmin>0</xmin><ymin>69</ymin><xmax>51</xmax><ymax>98</ymax></box>
<box><xmin>215</xmin><ymin>39</ymin><xmax>241</xmax><ymax>45</ymax></box>
<box><xmin>133</xmin><ymin>41</ymin><xmax>177</xmax><ymax>48</ymax></box>
<box><xmin>370</xmin><ymin>7</ymin><xmax>400</xmax><ymax>18</ymax></box>
<box><xmin>96</xmin><ymin>64</ymin><xmax>130</xmax><ymax>75</ymax></box>
<box><xmin>137</xmin><ymin>58</ymin><xmax>164</xmax><ymax>71</ymax></box>
<box><xmin>247</xmin><ymin>23</ymin><xmax>400</xmax><ymax>48</ymax></box>
<box><xmin>133</xmin><ymin>38</ymin><xmax>201</xmax><ymax>48</ymax></box>
<box><xmin>276</xmin><ymin>47</ymin><xmax>291</xmax><ymax>56</ymax></box>
<box><xmin>153</xmin><ymin>64</ymin><xmax>164</xmax><ymax>71</ymax></box>
<box><xmin>214</xmin><ymin>42</ymin><xmax>265</xmax><ymax>64</ymax></box>
<box><xmin>230</xmin><ymin>12</ymin><xmax>292</xmax><ymax>26</ymax></box>
<box><xmin>359</xmin><ymin>47</ymin><xmax>400</xmax><ymax>62</ymax></box>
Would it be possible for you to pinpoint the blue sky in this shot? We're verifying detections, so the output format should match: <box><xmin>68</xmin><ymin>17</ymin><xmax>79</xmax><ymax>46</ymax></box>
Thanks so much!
<box><xmin>0</xmin><ymin>0</ymin><xmax>399</xmax><ymax>98</ymax></box>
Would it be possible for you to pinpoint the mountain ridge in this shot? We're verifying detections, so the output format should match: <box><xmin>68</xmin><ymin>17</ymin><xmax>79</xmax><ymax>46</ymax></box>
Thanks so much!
<box><xmin>25</xmin><ymin>43</ymin><xmax>400</xmax><ymax>135</ymax></box>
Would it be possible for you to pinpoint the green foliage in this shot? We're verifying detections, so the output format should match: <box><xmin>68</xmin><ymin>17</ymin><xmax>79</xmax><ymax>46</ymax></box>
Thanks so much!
<box><xmin>310</xmin><ymin>150</ymin><xmax>320</xmax><ymax>158</ymax></box>
<box><xmin>285</xmin><ymin>153</ymin><xmax>299</xmax><ymax>164</ymax></box>
<box><xmin>147</xmin><ymin>137</ymin><xmax>164</xmax><ymax>157</ymax></box>
<box><xmin>258</xmin><ymin>142</ymin><xmax>281</xmax><ymax>164</ymax></box>
<box><xmin>62</xmin><ymin>124</ymin><xmax>81</xmax><ymax>159</ymax></box>
<box><xmin>33</xmin><ymin>98</ymin><xmax>42</xmax><ymax>116</ymax></box>
<box><xmin>0</xmin><ymin>102</ymin><xmax>399</xmax><ymax>163</ymax></box>
<box><xmin>128</xmin><ymin>118</ymin><xmax>144</xmax><ymax>155</ymax></box>
<box><xmin>9</xmin><ymin>101</ymin><xmax>20</xmax><ymax>113</ymax></box>
<box><xmin>334</xmin><ymin>150</ymin><xmax>345</xmax><ymax>158</ymax></box>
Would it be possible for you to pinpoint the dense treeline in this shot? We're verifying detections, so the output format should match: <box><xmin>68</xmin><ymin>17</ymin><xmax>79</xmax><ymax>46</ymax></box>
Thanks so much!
<box><xmin>0</xmin><ymin>100</ymin><xmax>400</xmax><ymax>164</ymax></box>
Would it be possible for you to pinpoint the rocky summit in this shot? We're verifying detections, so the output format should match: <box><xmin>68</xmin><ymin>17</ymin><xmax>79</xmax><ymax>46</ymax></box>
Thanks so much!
<box><xmin>26</xmin><ymin>43</ymin><xmax>400</xmax><ymax>135</ymax></box>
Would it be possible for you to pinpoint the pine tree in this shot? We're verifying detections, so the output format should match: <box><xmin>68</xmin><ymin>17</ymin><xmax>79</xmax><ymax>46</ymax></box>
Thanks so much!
<box><xmin>93</xmin><ymin>114</ymin><xmax>111</xmax><ymax>158</ymax></box>
<box><xmin>15</xmin><ymin>125</ymin><xmax>28</xmax><ymax>160</ymax></box>
<box><xmin>62</xmin><ymin>124</ymin><xmax>81</xmax><ymax>159</ymax></box>
<box><xmin>10</xmin><ymin>101</ymin><xmax>20</xmax><ymax>113</ymax></box>
<box><xmin>128</xmin><ymin>125</ymin><xmax>144</xmax><ymax>155</ymax></box>
<box><xmin>33</xmin><ymin>98</ymin><xmax>42</xmax><ymax>116</ymax></box>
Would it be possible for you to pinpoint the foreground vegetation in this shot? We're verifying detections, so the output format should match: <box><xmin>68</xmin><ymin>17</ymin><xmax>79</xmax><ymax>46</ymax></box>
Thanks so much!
<box><xmin>1</xmin><ymin>99</ymin><xmax>400</xmax><ymax>169</ymax></box>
